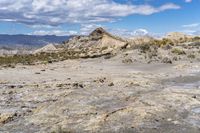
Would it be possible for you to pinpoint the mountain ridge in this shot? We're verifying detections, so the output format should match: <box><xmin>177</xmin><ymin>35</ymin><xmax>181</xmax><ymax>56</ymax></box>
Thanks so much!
<box><xmin>0</xmin><ymin>34</ymin><xmax>72</xmax><ymax>48</ymax></box>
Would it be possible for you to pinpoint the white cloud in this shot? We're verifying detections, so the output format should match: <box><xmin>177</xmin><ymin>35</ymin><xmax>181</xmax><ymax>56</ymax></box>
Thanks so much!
<box><xmin>182</xmin><ymin>23</ymin><xmax>200</xmax><ymax>28</ymax></box>
<box><xmin>80</xmin><ymin>24</ymin><xmax>103</xmax><ymax>35</ymax></box>
<box><xmin>0</xmin><ymin>0</ymin><xmax>181</xmax><ymax>26</ymax></box>
<box><xmin>181</xmin><ymin>22</ymin><xmax>200</xmax><ymax>35</ymax></box>
<box><xmin>133</xmin><ymin>29</ymin><xmax>149</xmax><ymax>36</ymax></box>
<box><xmin>185</xmin><ymin>0</ymin><xmax>192</xmax><ymax>3</ymax></box>
<box><xmin>33</xmin><ymin>30</ymin><xmax>78</xmax><ymax>36</ymax></box>
<box><xmin>182</xmin><ymin>30</ymin><xmax>200</xmax><ymax>36</ymax></box>
<box><xmin>109</xmin><ymin>28</ymin><xmax>151</xmax><ymax>37</ymax></box>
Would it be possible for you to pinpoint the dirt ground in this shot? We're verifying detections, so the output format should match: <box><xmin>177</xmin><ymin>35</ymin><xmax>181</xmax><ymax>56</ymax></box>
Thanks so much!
<box><xmin>0</xmin><ymin>53</ymin><xmax>200</xmax><ymax>133</ymax></box>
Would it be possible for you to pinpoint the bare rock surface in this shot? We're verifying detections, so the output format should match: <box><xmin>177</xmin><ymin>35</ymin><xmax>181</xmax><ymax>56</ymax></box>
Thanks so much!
<box><xmin>33</xmin><ymin>44</ymin><xmax>58</xmax><ymax>54</ymax></box>
<box><xmin>1</xmin><ymin>28</ymin><xmax>200</xmax><ymax>132</ymax></box>
<box><xmin>64</xmin><ymin>28</ymin><xmax>127</xmax><ymax>50</ymax></box>
<box><xmin>0</xmin><ymin>53</ymin><xmax>200</xmax><ymax>133</ymax></box>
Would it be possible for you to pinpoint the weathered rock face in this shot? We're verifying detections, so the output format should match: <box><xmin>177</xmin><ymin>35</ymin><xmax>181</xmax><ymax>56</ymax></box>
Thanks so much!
<box><xmin>129</xmin><ymin>35</ymin><xmax>154</xmax><ymax>45</ymax></box>
<box><xmin>165</xmin><ymin>32</ymin><xmax>193</xmax><ymax>43</ymax></box>
<box><xmin>34</xmin><ymin>44</ymin><xmax>59</xmax><ymax>54</ymax></box>
<box><xmin>1</xmin><ymin>56</ymin><xmax>200</xmax><ymax>132</ymax></box>
<box><xmin>64</xmin><ymin>27</ymin><xmax>127</xmax><ymax>50</ymax></box>
<box><xmin>89</xmin><ymin>27</ymin><xmax>105</xmax><ymax>39</ymax></box>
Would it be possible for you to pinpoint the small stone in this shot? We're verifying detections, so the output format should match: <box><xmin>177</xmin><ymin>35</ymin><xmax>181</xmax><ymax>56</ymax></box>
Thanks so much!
<box><xmin>0</xmin><ymin>113</ymin><xmax>15</xmax><ymax>124</ymax></box>
<box><xmin>56</xmin><ymin>84</ymin><xmax>63</xmax><ymax>88</ymax></box>
<box><xmin>9</xmin><ymin>85</ymin><xmax>16</xmax><ymax>89</ymax></box>
<box><xmin>192</xmin><ymin>95</ymin><xmax>197</xmax><ymax>99</ymax></box>
<box><xmin>35</xmin><ymin>72</ymin><xmax>41</xmax><ymax>74</ymax></box>
<box><xmin>108</xmin><ymin>82</ymin><xmax>114</xmax><ymax>86</ymax></box>
<box><xmin>99</xmin><ymin>79</ymin><xmax>105</xmax><ymax>83</ymax></box>
<box><xmin>79</xmin><ymin>84</ymin><xmax>84</xmax><ymax>88</ymax></box>
<box><xmin>122</xmin><ymin>59</ymin><xmax>133</xmax><ymax>64</ymax></box>
<box><xmin>167</xmin><ymin>118</ymin><xmax>172</xmax><ymax>121</ymax></box>
<box><xmin>72</xmin><ymin>83</ymin><xmax>84</xmax><ymax>88</ymax></box>
<box><xmin>173</xmin><ymin>56</ymin><xmax>178</xmax><ymax>61</ymax></box>
<box><xmin>172</xmin><ymin>121</ymin><xmax>179</xmax><ymax>125</ymax></box>
<box><xmin>48</xmin><ymin>60</ymin><xmax>53</xmax><ymax>63</ymax></box>
<box><xmin>8</xmin><ymin>91</ymin><xmax>14</xmax><ymax>94</ymax></box>
<box><xmin>162</xmin><ymin>57</ymin><xmax>172</xmax><ymax>64</ymax></box>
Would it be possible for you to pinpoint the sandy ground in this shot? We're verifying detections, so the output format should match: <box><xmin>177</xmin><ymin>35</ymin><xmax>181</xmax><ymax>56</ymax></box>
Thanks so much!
<box><xmin>0</xmin><ymin>55</ymin><xmax>200</xmax><ymax>133</ymax></box>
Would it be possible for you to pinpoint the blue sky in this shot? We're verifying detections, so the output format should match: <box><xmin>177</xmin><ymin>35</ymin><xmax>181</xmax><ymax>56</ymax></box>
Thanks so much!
<box><xmin>0</xmin><ymin>0</ymin><xmax>199</xmax><ymax>36</ymax></box>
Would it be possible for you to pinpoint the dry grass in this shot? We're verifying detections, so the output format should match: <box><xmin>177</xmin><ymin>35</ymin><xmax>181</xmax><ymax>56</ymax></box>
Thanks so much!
<box><xmin>171</xmin><ymin>48</ymin><xmax>186</xmax><ymax>55</ymax></box>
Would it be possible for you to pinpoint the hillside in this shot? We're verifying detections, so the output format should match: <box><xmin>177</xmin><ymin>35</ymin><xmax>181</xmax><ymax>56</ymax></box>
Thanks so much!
<box><xmin>0</xmin><ymin>34</ymin><xmax>72</xmax><ymax>48</ymax></box>
<box><xmin>64</xmin><ymin>28</ymin><xmax>127</xmax><ymax>50</ymax></box>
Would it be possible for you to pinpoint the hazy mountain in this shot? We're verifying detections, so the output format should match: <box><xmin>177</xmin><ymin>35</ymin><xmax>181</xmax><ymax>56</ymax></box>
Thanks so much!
<box><xmin>0</xmin><ymin>34</ymin><xmax>72</xmax><ymax>49</ymax></box>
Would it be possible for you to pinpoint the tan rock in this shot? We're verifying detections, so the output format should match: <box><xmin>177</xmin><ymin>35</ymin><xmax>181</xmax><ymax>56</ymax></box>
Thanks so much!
<box><xmin>0</xmin><ymin>113</ymin><xmax>15</xmax><ymax>124</ymax></box>
<box><xmin>34</xmin><ymin>44</ymin><xmax>58</xmax><ymax>54</ymax></box>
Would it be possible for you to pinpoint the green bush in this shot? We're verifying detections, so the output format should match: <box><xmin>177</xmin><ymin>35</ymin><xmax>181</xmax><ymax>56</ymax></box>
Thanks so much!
<box><xmin>139</xmin><ymin>43</ymin><xmax>150</xmax><ymax>53</ymax></box>
<box><xmin>187</xmin><ymin>54</ymin><xmax>195</xmax><ymax>59</ymax></box>
<box><xmin>171</xmin><ymin>48</ymin><xmax>186</xmax><ymax>55</ymax></box>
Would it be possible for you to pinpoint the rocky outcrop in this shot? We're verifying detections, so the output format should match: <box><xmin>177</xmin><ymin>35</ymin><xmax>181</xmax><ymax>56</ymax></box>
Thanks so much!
<box><xmin>34</xmin><ymin>44</ymin><xmax>58</xmax><ymax>54</ymax></box>
<box><xmin>129</xmin><ymin>36</ymin><xmax>154</xmax><ymax>45</ymax></box>
<box><xmin>165</xmin><ymin>32</ymin><xmax>193</xmax><ymax>43</ymax></box>
<box><xmin>64</xmin><ymin>28</ymin><xmax>128</xmax><ymax>50</ymax></box>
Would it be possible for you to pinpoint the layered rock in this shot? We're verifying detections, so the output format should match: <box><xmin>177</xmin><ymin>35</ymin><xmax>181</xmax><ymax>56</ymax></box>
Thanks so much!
<box><xmin>165</xmin><ymin>32</ymin><xmax>193</xmax><ymax>43</ymax></box>
<box><xmin>129</xmin><ymin>35</ymin><xmax>154</xmax><ymax>45</ymax></box>
<box><xmin>64</xmin><ymin>27</ymin><xmax>128</xmax><ymax>50</ymax></box>
<box><xmin>34</xmin><ymin>44</ymin><xmax>58</xmax><ymax>54</ymax></box>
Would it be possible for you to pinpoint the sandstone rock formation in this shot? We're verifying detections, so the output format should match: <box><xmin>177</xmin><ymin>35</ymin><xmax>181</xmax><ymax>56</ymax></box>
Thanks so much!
<box><xmin>165</xmin><ymin>32</ymin><xmax>193</xmax><ymax>43</ymax></box>
<box><xmin>34</xmin><ymin>44</ymin><xmax>58</xmax><ymax>54</ymax></box>
<box><xmin>129</xmin><ymin>35</ymin><xmax>154</xmax><ymax>45</ymax></box>
<box><xmin>64</xmin><ymin>27</ymin><xmax>128</xmax><ymax>50</ymax></box>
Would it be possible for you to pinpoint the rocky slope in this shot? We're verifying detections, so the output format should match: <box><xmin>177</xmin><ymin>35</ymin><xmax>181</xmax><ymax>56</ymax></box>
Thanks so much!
<box><xmin>63</xmin><ymin>27</ymin><xmax>127</xmax><ymax>50</ymax></box>
<box><xmin>1</xmin><ymin>28</ymin><xmax>200</xmax><ymax>133</ymax></box>
<box><xmin>1</xmin><ymin>53</ymin><xmax>200</xmax><ymax>133</ymax></box>
<box><xmin>33</xmin><ymin>44</ymin><xmax>59</xmax><ymax>54</ymax></box>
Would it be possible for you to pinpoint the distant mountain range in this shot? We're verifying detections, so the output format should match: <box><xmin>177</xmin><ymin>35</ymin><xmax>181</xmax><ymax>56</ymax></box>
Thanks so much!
<box><xmin>0</xmin><ymin>34</ymin><xmax>72</xmax><ymax>49</ymax></box>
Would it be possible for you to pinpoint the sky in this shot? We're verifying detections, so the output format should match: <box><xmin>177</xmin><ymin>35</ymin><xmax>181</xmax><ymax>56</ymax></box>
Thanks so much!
<box><xmin>0</xmin><ymin>0</ymin><xmax>199</xmax><ymax>37</ymax></box>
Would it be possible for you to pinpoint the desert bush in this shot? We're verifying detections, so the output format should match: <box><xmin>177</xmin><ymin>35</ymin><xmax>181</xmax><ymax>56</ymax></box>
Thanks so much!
<box><xmin>171</xmin><ymin>48</ymin><xmax>186</xmax><ymax>55</ymax></box>
<box><xmin>101</xmin><ymin>46</ymin><xmax>108</xmax><ymax>51</ymax></box>
<box><xmin>187</xmin><ymin>54</ymin><xmax>196</xmax><ymax>59</ymax></box>
<box><xmin>51</xmin><ymin>126</ymin><xmax>72</xmax><ymax>133</ymax></box>
<box><xmin>162</xmin><ymin>57</ymin><xmax>172</xmax><ymax>64</ymax></box>
<box><xmin>150</xmin><ymin>39</ymin><xmax>174</xmax><ymax>47</ymax></box>
<box><xmin>139</xmin><ymin>43</ymin><xmax>151</xmax><ymax>53</ymax></box>
<box><xmin>192</xmin><ymin>36</ymin><xmax>200</xmax><ymax>41</ymax></box>
<box><xmin>0</xmin><ymin>49</ymin><xmax>83</xmax><ymax>67</ymax></box>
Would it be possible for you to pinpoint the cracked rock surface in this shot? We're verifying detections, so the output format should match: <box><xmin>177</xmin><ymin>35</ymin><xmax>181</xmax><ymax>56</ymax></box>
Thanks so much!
<box><xmin>1</xmin><ymin>55</ymin><xmax>200</xmax><ymax>133</ymax></box>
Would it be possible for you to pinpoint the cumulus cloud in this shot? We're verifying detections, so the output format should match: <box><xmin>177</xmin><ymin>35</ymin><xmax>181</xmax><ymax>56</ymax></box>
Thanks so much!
<box><xmin>182</xmin><ymin>30</ymin><xmax>200</xmax><ymax>35</ymax></box>
<box><xmin>182</xmin><ymin>23</ymin><xmax>199</xmax><ymax>28</ymax></box>
<box><xmin>32</xmin><ymin>30</ymin><xmax>78</xmax><ymax>36</ymax></box>
<box><xmin>182</xmin><ymin>22</ymin><xmax>200</xmax><ymax>36</ymax></box>
<box><xmin>185</xmin><ymin>0</ymin><xmax>192</xmax><ymax>3</ymax></box>
<box><xmin>133</xmin><ymin>29</ymin><xmax>149</xmax><ymax>36</ymax></box>
<box><xmin>0</xmin><ymin>0</ymin><xmax>180</xmax><ymax>26</ymax></box>
<box><xmin>80</xmin><ymin>24</ymin><xmax>103</xmax><ymax>35</ymax></box>
<box><xmin>108</xmin><ymin>28</ymin><xmax>152</xmax><ymax>37</ymax></box>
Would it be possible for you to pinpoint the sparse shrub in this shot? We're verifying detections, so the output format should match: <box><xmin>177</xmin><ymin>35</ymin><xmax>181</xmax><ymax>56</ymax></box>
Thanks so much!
<box><xmin>171</xmin><ymin>48</ymin><xmax>186</xmax><ymax>55</ymax></box>
<box><xmin>162</xmin><ymin>57</ymin><xmax>172</xmax><ymax>64</ymax></box>
<box><xmin>173</xmin><ymin>56</ymin><xmax>178</xmax><ymax>61</ymax></box>
<box><xmin>162</xmin><ymin>44</ymin><xmax>172</xmax><ymax>50</ymax></box>
<box><xmin>122</xmin><ymin>58</ymin><xmax>133</xmax><ymax>64</ymax></box>
<box><xmin>139</xmin><ymin>43</ymin><xmax>150</xmax><ymax>53</ymax></box>
<box><xmin>187</xmin><ymin>54</ymin><xmax>196</xmax><ymax>59</ymax></box>
<box><xmin>150</xmin><ymin>39</ymin><xmax>174</xmax><ymax>47</ymax></box>
<box><xmin>162</xmin><ymin>38</ymin><xmax>174</xmax><ymax>46</ymax></box>
<box><xmin>101</xmin><ymin>46</ymin><xmax>108</xmax><ymax>51</ymax></box>
<box><xmin>51</xmin><ymin>126</ymin><xmax>71</xmax><ymax>133</ymax></box>
<box><xmin>192</xmin><ymin>36</ymin><xmax>200</xmax><ymax>41</ymax></box>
